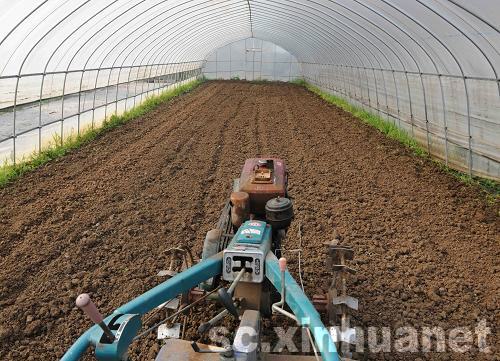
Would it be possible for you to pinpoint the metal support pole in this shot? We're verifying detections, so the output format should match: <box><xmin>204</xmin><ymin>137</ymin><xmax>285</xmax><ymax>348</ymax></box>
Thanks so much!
<box><xmin>464</xmin><ymin>77</ymin><xmax>473</xmax><ymax>176</ymax></box>
<box><xmin>60</xmin><ymin>73</ymin><xmax>66</xmax><ymax>146</ymax></box>
<box><xmin>229</xmin><ymin>42</ymin><xmax>232</xmax><ymax>78</ymax></box>
<box><xmin>38</xmin><ymin>73</ymin><xmax>45</xmax><ymax>153</ymax></box>
<box><xmin>12</xmin><ymin>76</ymin><xmax>19</xmax><ymax>164</ymax></box>
<box><xmin>419</xmin><ymin>73</ymin><xmax>431</xmax><ymax>152</ymax></box>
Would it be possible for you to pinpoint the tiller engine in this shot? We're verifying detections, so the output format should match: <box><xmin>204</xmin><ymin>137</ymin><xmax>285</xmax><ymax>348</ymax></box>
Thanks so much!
<box><xmin>62</xmin><ymin>157</ymin><xmax>357</xmax><ymax>361</ymax></box>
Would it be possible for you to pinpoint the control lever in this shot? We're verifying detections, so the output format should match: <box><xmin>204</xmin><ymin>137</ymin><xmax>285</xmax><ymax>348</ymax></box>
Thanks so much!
<box><xmin>197</xmin><ymin>310</ymin><xmax>227</xmax><ymax>333</ymax></box>
<box><xmin>272</xmin><ymin>257</ymin><xmax>298</xmax><ymax>322</ymax></box>
<box><xmin>218</xmin><ymin>289</ymin><xmax>239</xmax><ymax>317</ymax></box>
<box><xmin>76</xmin><ymin>294</ymin><xmax>115</xmax><ymax>342</ymax></box>
<box><xmin>217</xmin><ymin>268</ymin><xmax>246</xmax><ymax>318</ymax></box>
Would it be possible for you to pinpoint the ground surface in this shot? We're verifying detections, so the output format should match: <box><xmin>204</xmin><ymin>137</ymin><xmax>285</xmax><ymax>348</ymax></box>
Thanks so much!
<box><xmin>0</xmin><ymin>81</ymin><xmax>498</xmax><ymax>361</ymax></box>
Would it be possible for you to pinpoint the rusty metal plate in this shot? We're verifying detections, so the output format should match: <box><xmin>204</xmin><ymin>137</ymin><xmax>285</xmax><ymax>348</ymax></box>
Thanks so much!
<box><xmin>155</xmin><ymin>339</ymin><xmax>320</xmax><ymax>361</ymax></box>
<box><xmin>155</xmin><ymin>339</ymin><xmax>220</xmax><ymax>361</ymax></box>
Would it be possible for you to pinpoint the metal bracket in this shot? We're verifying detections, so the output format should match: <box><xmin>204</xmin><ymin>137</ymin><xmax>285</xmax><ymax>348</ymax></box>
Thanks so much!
<box><xmin>158</xmin><ymin>247</ymin><xmax>194</xmax><ymax>278</ymax></box>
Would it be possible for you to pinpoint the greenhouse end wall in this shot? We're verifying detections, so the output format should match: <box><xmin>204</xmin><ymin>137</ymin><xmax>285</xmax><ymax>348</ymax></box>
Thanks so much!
<box><xmin>202</xmin><ymin>38</ymin><xmax>301</xmax><ymax>82</ymax></box>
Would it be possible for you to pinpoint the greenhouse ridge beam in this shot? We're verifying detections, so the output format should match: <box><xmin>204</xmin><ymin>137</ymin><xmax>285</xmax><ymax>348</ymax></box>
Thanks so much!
<box><xmin>247</xmin><ymin>0</ymin><xmax>254</xmax><ymax>37</ymax></box>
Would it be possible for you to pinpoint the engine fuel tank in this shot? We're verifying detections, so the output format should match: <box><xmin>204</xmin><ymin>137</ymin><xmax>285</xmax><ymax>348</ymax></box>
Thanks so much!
<box><xmin>238</xmin><ymin>157</ymin><xmax>287</xmax><ymax>215</ymax></box>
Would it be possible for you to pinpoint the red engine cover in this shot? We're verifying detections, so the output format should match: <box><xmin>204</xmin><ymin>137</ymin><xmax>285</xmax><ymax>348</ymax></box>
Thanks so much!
<box><xmin>238</xmin><ymin>157</ymin><xmax>287</xmax><ymax>215</ymax></box>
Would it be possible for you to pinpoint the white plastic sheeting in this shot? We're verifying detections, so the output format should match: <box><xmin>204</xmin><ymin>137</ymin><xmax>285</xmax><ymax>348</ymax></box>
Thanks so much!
<box><xmin>203</xmin><ymin>38</ymin><xmax>301</xmax><ymax>81</ymax></box>
<box><xmin>0</xmin><ymin>0</ymin><xmax>498</xmax><ymax>179</ymax></box>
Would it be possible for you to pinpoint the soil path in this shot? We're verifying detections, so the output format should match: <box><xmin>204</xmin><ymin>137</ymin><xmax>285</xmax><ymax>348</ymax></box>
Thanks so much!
<box><xmin>0</xmin><ymin>81</ymin><xmax>497</xmax><ymax>360</ymax></box>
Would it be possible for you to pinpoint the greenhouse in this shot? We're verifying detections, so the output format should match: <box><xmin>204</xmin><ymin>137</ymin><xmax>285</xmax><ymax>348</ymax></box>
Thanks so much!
<box><xmin>0</xmin><ymin>1</ymin><xmax>498</xmax><ymax>361</ymax></box>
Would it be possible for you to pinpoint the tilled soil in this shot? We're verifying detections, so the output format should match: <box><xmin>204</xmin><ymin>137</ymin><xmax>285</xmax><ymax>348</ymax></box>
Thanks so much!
<box><xmin>0</xmin><ymin>81</ymin><xmax>498</xmax><ymax>361</ymax></box>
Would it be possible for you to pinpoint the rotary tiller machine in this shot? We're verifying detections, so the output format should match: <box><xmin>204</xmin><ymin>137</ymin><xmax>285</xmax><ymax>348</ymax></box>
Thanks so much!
<box><xmin>62</xmin><ymin>157</ymin><xmax>359</xmax><ymax>361</ymax></box>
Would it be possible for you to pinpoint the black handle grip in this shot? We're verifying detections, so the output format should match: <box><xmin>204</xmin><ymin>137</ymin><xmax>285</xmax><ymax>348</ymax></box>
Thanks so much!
<box><xmin>217</xmin><ymin>288</ymin><xmax>239</xmax><ymax>317</ymax></box>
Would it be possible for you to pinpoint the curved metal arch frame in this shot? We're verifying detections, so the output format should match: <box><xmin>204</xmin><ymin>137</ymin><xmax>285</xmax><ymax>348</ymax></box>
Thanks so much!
<box><xmin>0</xmin><ymin>0</ymin><xmax>497</xmax><ymax>177</ymax></box>
<box><xmin>377</xmin><ymin>0</ymin><xmax>475</xmax><ymax>175</ymax></box>
<box><xmin>124</xmin><ymin>6</ymin><xmax>250</xmax><ymax>75</ymax></box>
<box><xmin>417</xmin><ymin>0</ymin><xmax>498</xmax><ymax>82</ymax></box>
<box><xmin>258</xmin><ymin>0</ymin><xmax>398</xmax><ymax>72</ymax></box>
<box><xmin>128</xmin><ymin>23</ymin><xmax>249</xmax><ymax>109</ymax></box>
<box><xmin>95</xmin><ymin>0</ymin><xmax>250</xmax><ymax>68</ymax></box>
<box><xmin>0</xmin><ymin>0</ymin><xmax>49</xmax><ymax>49</ymax></box>
<box><xmin>50</xmin><ymin>0</ymin><xmax>141</xmax><ymax>71</ymax></box>
<box><xmin>417</xmin><ymin>0</ymin><xmax>500</xmax><ymax>102</ymax></box>
<box><xmin>71</xmin><ymin>1</ymin><xmax>248</xmax><ymax>118</ymax></box>
<box><xmin>251</xmin><ymin>0</ymin><xmax>406</xmax><ymax>123</ymax></box>
<box><xmin>126</xmin><ymin>15</ymin><xmax>251</xmax><ymax>109</ymax></box>
<box><xmin>438</xmin><ymin>0</ymin><xmax>499</xmax><ymax>59</ymax></box>
<box><xmin>105</xmin><ymin>11</ymin><xmax>252</xmax><ymax>117</ymax></box>
<box><xmin>170</xmin><ymin>9</ymin><xmax>352</xmax><ymax>67</ymax></box>
<box><xmin>319</xmin><ymin>0</ymin><xmax>431</xmax><ymax>143</ymax></box>
<box><xmin>40</xmin><ymin>1</ymin><xmax>121</xmax><ymax>146</ymax></box>
<box><xmin>155</xmin><ymin>6</ymin><xmax>331</xmax><ymax>64</ymax></box>
<box><xmin>243</xmin><ymin>20</ymin><xmax>355</xmax><ymax>72</ymax></box>
<box><xmin>350</xmin><ymin>0</ymin><xmax>451</xmax><ymax>163</ymax></box>
<box><xmin>0</xmin><ymin>0</ymin><xmax>74</xmax><ymax>75</ymax></box>
<box><xmin>99</xmin><ymin>3</ymin><xmax>251</xmax><ymax>117</ymax></box>
<box><xmin>249</xmin><ymin>1</ymin><xmax>388</xmax><ymax>88</ymax></box>
<box><xmin>156</xmin><ymin>21</ymin><xmax>328</xmax><ymax>90</ymax></box>
<box><xmin>186</xmin><ymin>25</ymin><xmax>322</xmax><ymax>65</ymax></box>
<box><xmin>2</xmin><ymin>1</ymin><xmax>497</xmax><ymax>76</ymax></box>
<box><xmin>99</xmin><ymin>0</ymin><xmax>248</xmax><ymax>87</ymax></box>
<box><xmin>447</xmin><ymin>0</ymin><xmax>500</xmax><ymax>34</ymax></box>
<box><xmin>285</xmin><ymin>0</ymin><xmax>408</xmax><ymax>68</ymax></box>
<box><xmin>121</xmin><ymin>10</ymin><xmax>251</xmax><ymax>106</ymax></box>
<box><xmin>11</xmin><ymin>0</ymin><xmax>91</xmax><ymax>159</ymax></box>
<box><xmin>247</xmin><ymin>3</ymin><xmax>385</xmax><ymax>108</ymax></box>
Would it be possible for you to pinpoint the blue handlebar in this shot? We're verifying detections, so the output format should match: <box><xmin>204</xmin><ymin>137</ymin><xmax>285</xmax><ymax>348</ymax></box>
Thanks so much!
<box><xmin>265</xmin><ymin>252</ymin><xmax>340</xmax><ymax>361</ymax></box>
<box><xmin>61</xmin><ymin>254</ymin><xmax>223</xmax><ymax>361</ymax></box>
<box><xmin>63</xmin><ymin>251</ymin><xmax>338</xmax><ymax>361</ymax></box>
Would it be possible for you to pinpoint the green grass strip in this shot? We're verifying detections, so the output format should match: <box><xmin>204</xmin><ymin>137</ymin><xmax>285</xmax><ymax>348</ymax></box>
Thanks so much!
<box><xmin>0</xmin><ymin>78</ymin><xmax>204</xmax><ymax>188</ymax></box>
<box><xmin>292</xmin><ymin>79</ymin><xmax>499</xmax><ymax>203</ymax></box>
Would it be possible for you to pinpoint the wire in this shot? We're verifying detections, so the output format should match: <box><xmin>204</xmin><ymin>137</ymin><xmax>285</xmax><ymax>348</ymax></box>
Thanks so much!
<box><xmin>297</xmin><ymin>223</ymin><xmax>305</xmax><ymax>291</ymax></box>
<box><xmin>142</xmin><ymin>297</ymin><xmax>176</xmax><ymax>325</ymax></box>
<box><xmin>297</xmin><ymin>223</ymin><xmax>320</xmax><ymax>361</ymax></box>
<box><xmin>133</xmin><ymin>285</ymin><xmax>222</xmax><ymax>341</ymax></box>
<box><xmin>277</xmin><ymin>224</ymin><xmax>319</xmax><ymax>360</ymax></box>
<box><xmin>306</xmin><ymin>328</ymin><xmax>321</xmax><ymax>361</ymax></box>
